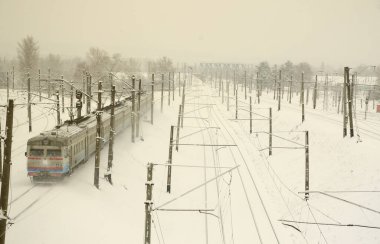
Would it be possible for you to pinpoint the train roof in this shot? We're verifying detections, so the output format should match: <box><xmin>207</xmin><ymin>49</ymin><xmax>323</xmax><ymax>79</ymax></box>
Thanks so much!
<box><xmin>27</xmin><ymin>105</ymin><xmax>128</xmax><ymax>145</ymax></box>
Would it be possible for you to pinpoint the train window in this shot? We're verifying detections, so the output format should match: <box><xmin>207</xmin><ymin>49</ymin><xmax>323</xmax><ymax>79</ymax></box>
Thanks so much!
<box><xmin>47</xmin><ymin>149</ymin><xmax>61</xmax><ymax>157</ymax></box>
<box><xmin>30</xmin><ymin>149</ymin><xmax>44</xmax><ymax>156</ymax></box>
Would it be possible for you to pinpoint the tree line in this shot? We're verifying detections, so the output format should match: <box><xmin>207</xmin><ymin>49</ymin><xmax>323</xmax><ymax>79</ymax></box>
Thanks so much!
<box><xmin>0</xmin><ymin>36</ymin><xmax>176</xmax><ymax>88</ymax></box>
<box><xmin>1</xmin><ymin>35</ymin><xmax>380</xmax><ymax>88</ymax></box>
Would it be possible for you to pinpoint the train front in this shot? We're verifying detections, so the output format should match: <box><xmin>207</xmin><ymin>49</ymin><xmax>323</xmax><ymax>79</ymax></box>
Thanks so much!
<box><xmin>26</xmin><ymin>132</ymin><xmax>70</xmax><ymax>180</ymax></box>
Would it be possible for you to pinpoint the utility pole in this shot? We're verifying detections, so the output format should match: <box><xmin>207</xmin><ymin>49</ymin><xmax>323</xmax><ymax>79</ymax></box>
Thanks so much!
<box><xmin>313</xmin><ymin>75</ymin><xmax>317</xmax><ymax>109</ymax></box>
<box><xmin>305</xmin><ymin>131</ymin><xmax>309</xmax><ymax>200</ymax></box>
<box><xmin>151</xmin><ymin>74</ymin><xmax>154</xmax><ymax>125</ymax></box>
<box><xmin>131</xmin><ymin>76</ymin><xmax>136</xmax><ymax>143</ymax></box>
<box><xmin>106</xmin><ymin>85</ymin><xmax>116</xmax><ymax>185</ymax></box>
<box><xmin>176</xmin><ymin>105</ymin><xmax>182</xmax><ymax>151</ymax></box>
<box><xmin>75</xmin><ymin>89</ymin><xmax>83</xmax><ymax>119</ymax></box>
<box><xmin>87</xmin><ymin>74</ymin><xmax>92</xmax><ymax>115</ymax></box>
<box><xmin>27</xmin><ymin>73</ymin><xmax>32</xmax><ymax>132</ymax></box>
<box><xmin>136</xmin><ymin>79</ymin><xmax>142</xmax><ymax>138</ymax></box>
<box><xmin>256</xmin><ymin>72</ymin><xmax>260</xmax><ymax>104</ymax></box>
<box><xmin>82</xmin><ymin>70</ymin><xmax>86</xmax><ymax>106</ymax></box>
<box><xmin>167</xmin><ymin>125</ymin><xmax>174</xmax><ymax>193</ymax></box>
<box><xmin>365</xmin><ymin>91</ymin><xmax>370</xmax><ymax>120</ymax></box>
<box><xmin>94</xmin><ymin>81</ymin><xmax>102</xmax><ymax>189</ymax></box>
<box><xmin>343</xmin><ymin>68</ymin><xmax>348</xmax><ymax>137</ymax></box>
<box><xmin>144</xmin><ymin>162</ymin><xmax>154</xmax><ymax>244</ymax></box>
<box><xmin>61</xmin><ymin>75</ymin><xmax>65</xmax><ymax>113</ymax></box>
<box><xmin>0</xmin><ymin>99</ymin><xmax>14</xmax><ymax>244</ymax></box>
<box><xmin>56</xmin><ymin>91</ymin><xmax>60</xmax><ymax>126</ymax></box>
<box><xmin>70</xmin><ymin>82</ymin><xmax>74</xmax><ymax>121</ymax></box>
<box><xmin>301</xmin><ymin>72</ymin><xmax>305</xmax><ymax>122</ymax></box>
<box><xmin>345</xmin><ymin>67</ymin><xmax>354</xmax><ymax>137</ymax></box>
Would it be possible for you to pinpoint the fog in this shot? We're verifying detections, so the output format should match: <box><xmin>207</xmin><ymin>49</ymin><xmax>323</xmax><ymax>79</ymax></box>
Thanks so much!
<box><xmin>0</xmin><ymin>0</ymin><xmax>380</xmax><ymax>67</ymax></box>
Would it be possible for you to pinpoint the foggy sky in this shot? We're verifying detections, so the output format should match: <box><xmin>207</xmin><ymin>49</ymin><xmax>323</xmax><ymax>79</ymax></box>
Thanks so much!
<box><xmin>0</xmin><ymin>0</ymin><xmax>379</xmax><ymax>67</ymax></box>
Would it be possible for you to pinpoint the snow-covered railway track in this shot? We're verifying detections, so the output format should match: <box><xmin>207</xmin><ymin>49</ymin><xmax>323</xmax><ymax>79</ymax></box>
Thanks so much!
<box><xmin>261</xmin><ymin>96</ymin><xmax>380</xmax><ymax>141</ymax></box>
<box><xmin>191</xmin><ymin>85</ymin><xmax>282</xmax><ymax>244</ymax></box>
<box><xmin>8</xmin><ymin>185</ymin><xmax>38</xmax><ymax>207</ymax></box>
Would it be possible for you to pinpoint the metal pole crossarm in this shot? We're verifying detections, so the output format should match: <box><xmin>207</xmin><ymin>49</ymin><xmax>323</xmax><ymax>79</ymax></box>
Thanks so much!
<box><xmin>298</xmin><ymin>191</ymin><xmax>380</xmax><ymax>215</ymax></box>
<box><xmin>60</xmin><ymin>77</ymin><xmax>99</xmax><ymax>104</ymax></box>
<box><xmin>259</xmin><ymin>146</ymin><xmax>304</xmax><ymax>151</ymax></box>
<box><xmin>153</xmin><ymin>163</ymin><xmax>236</xmax><ymax>169</ymax></box>
<box><xmin>228</xmin><ymin>118</ymin><xmax>268</xmax><ymax>121</ymax></box>
<box><xmin>176</xmin><ymin>143</ymin><xmax>237</xmax><ymax>147</ymax></box>
<box><xmin>279</xmin><ymin>219</ymin><xmax>380</xmax><ymax>230</ymax></box>
<box><xmin>156</xmin><ymin>208</ymin><xmax>215</xmax><ymax>212</ymax></box>
<box><xmin>185</xmin><ymin>103</ymin><xmax>216</xmax><ymax>105</ymax></box>
<box><xmin>172</xmin><ymin>126</ymin><xmax>220</xmax><ymax>129</ymax></box>
<box><xmin>182</xmin><ymin>116</ymin><xmax>209</xmax><ymax>120</ymax></box>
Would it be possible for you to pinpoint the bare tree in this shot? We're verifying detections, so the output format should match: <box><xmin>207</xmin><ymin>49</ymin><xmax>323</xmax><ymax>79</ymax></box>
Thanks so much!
<box><xmin>86</xmin><ymin>47</ymin><xmax>110</xmax><ymax>78</ymax></box>
<box><xmin>40</xmin><ymin>53</ymin><xmax>62</xmax><ymax>75</ymax></box>
<box><xmin>156</xmin><ymin>56</ymin><xmax>174</xmax><ymax>72</ymax></box>
<box><xmin>123</xmin><ymin>58</ymin><xmax>141</xmax><ymax>73</ymax></box>
<box><xmin>109</xmin><ymin>53</ymin><xmax>122</xmax><ymax>72</ymax></box>
<box><xmin>17</xmin><ymin>36</ymin><xmax>39</xmax><ymax>76</ymax></box>
<box><xmin>375</xmin><ymin>65</ymin><xmax>380</xmax><ymax>86</ymax></box>
<box><xmin>295</xmin><ymin>62</ymin><xmax>313</xmax><ymax>81</ymax></box>
<box><xmin>257</xmin><ymin>62</ymin><xmax>271</xmax><ymax>79</ymax></box>
<box><xmin>73</xmin><ymin>60</ymin><xmax>88</xmax><ymax>81</ymax></box>
<box><xmin>281</xmin><ymin>60</ymin><xmax>295</xmax><ymax>80</ymax></box>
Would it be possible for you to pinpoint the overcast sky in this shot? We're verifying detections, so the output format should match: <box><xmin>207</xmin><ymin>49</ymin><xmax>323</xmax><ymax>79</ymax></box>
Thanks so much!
<box><xmin>0</xmin><ymin>0</ymin><xmax>379</xmax><ymax>67</ymax></box>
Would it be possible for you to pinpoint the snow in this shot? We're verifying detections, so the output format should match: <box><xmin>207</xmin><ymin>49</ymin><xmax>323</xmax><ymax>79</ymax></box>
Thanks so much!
<box><xmin>0</xmin><ymin>75</ymin><xmax>379</xmax><ymax>243</ymax></box>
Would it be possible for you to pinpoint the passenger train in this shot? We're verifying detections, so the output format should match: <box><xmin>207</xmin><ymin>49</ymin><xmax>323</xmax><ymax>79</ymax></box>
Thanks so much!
<box><xmin>26</xmin><ymin>95</ymin><xmax>147</xmax><ymax>181</ymax></box>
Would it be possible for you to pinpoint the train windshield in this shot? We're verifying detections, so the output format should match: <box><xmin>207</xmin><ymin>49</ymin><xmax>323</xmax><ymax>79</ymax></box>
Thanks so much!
<box><xmin>47</xmin><ymin>149</ymin><xmax>62</xmax><ymax>157</ymax></box>
<box><xmin>30</xmin><ymin>149</ymin><xmax>44</xmax><ymax>157</ymax></box>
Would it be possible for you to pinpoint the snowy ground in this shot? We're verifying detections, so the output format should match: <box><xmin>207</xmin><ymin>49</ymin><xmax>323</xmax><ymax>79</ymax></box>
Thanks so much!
<box><xmin>0</xmin><ymin>76</ymin><xmax>379</xmax><ymax>244</ymax></box>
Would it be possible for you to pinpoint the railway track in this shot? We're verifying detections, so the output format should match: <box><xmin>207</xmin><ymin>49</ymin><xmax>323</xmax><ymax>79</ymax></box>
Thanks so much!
<box><xmin>260</xmin><ymin>96</ymin><xmax>380</xmax><ymax>141</ymax></box>
<box><xmin>178</xmin><ymin>80</ymin><xmax>281</xmax><ymax>243</ymax></box>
